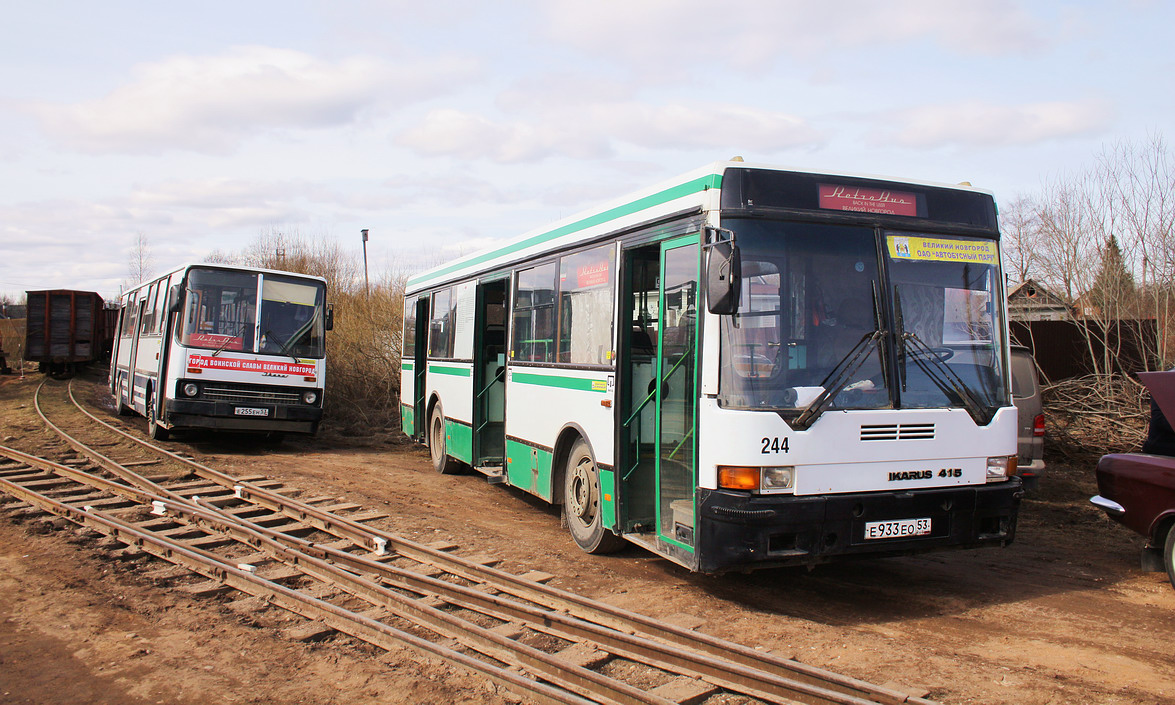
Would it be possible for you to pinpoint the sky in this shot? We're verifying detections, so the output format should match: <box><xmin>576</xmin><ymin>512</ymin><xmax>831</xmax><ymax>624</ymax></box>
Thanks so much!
<box><xmin>1</xmin><ymin>0</ymin><xmax>1172</xmax><ymax>302</ymax></box>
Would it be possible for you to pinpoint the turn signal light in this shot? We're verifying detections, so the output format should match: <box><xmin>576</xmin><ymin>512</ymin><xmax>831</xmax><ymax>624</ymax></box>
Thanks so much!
<box><xmin>718</xmin><ymin>466</ymin><xmax>759</xmax><ymax>491</ymax></box>
<box><xmin>1033</xmin><ymin>414</ymin><xmax>1045</xmax><ymax>437</ymax></box>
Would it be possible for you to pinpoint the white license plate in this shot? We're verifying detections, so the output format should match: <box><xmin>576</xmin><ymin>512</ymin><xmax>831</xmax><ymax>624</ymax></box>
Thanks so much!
<box><xmin>864</xmin><ymin>517</ymin><xmax>931</xmax><ymax>540</ymax></box>
<box><xmin>234</xmin><ymin>407</ymin><xmax>270</xmax><ymax>417</ymax></box>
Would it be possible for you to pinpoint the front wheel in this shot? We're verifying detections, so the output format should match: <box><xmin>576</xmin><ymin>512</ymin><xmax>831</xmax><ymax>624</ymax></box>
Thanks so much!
<box><xmin>146</xmin><ymin>389</ymin><xmax>169</xmax><ymax>441</ymax></box>
<box><xmin>562</xmin><ymin>438</ymin><xmax>625</xmax><ymax>554</ymax></box>
<box><xmin>428</xmin><ymin>405</ymin><xmax>461</xmax><ymax>474</ymax></box>
<box><xmin>1164</xmin><ymin>524</ymin><xmax>1175</xmax><ymax>590</ymax></box>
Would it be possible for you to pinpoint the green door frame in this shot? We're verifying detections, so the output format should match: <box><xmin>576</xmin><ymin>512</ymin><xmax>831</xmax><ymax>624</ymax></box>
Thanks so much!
<box><xmin>654</xmin><ymin>234</ymin><xmax>700</xmax><ymax>551</ymax></box>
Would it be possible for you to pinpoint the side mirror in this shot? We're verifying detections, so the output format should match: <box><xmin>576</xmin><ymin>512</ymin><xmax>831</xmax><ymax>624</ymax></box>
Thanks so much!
<box><xmin>705</xmin><ymin>240</ymin><xmax>741</xmax><ymax>314</ymax></box>
<box><xmin>168</xmin><ymin>284</ymin><xmax>184</xmax><ymax>315</ymax></box>
<box><xmin>324</xmin><ymin>303</ymin><xmax>334</xmax><ymax>331</ymax></box>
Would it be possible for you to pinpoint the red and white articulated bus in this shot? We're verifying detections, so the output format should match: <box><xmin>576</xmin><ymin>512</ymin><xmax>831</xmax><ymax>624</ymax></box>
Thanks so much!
<box><xmin>111</xmin><ymin>263</ymin><xmax>332</xmax><ymax>439</ymax></box>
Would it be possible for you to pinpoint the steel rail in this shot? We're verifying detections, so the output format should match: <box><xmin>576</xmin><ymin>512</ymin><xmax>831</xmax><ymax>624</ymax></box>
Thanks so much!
<box><xmin>61</xmin><ymin>379</ymin><xmax>936</xmax><ymax>705</ymax></box>
<box><xmin>0</xmin><ymin>469</ymin><xmax>592</xmax><ymax>705</ymax></box>
<box><xmin>0</xmin><ymin>446</ymin><xmax>671</xmax><ymax>705</ymax></box>
<box><xmin>0</xmin><ymin>443</ymin><xmax>870</xmax><ymax>705</ymax></box>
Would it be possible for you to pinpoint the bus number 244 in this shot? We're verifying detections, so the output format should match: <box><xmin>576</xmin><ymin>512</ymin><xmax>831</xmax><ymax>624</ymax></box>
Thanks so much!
<box><xmin>761</xmin><ymin>437</ymin><xmax>789</xmax><ymax>454</ymax></box>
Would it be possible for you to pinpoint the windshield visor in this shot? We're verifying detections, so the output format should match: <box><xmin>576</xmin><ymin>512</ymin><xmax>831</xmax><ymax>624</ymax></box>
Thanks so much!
<box><xmin>718</xmin><ymin>220</ymin><xmax>889</xmax><ymax>411</ymax></box>
<box><xmin>887</xmin><ymin>233</ymin><xmax>1007</xmax><ymax>412</ymax></box>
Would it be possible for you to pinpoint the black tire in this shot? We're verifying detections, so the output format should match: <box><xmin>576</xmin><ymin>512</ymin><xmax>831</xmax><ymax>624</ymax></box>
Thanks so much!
<box><xmin>428</xmin><ymin>405</ymin><xmax>461</xmax><ymax>474</ymax></box>
<box><xmin>1164</xmin><ymin>524</ymin><xmax>1175</xmax><ymax>591</ymax></box>
<box><xmin>562</xmin><ymin>438</ymin><xmax>625</xmax><ymax>554</ymax></box>
<box><xmin>115</xmin><ymin>379</ymin><xmax>133</xmax><ymax>417</ymax></box>
<box><xmin>146</xmin><ymin>389</ymin><xmax>169</xmax><ymax>441</ymax></box>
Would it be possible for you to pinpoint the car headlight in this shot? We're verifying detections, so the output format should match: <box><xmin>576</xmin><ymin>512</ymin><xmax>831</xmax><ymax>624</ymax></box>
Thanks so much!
<box><xmin>182</xmin><ymin>383</ymin><xmax>199</xmax><ymax>397</ymax></box>
<box><xmin>302</xmin><ymin>390</ymin><xmax>318</xmax><ymax>405</ymax></box>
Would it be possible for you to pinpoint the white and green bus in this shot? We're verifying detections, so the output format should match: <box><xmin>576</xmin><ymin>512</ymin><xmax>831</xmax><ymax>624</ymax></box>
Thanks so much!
<box><xmin>401</xmin><ymin>161</ymin><xmax>1024</xmax><ymax>573</ymax></box>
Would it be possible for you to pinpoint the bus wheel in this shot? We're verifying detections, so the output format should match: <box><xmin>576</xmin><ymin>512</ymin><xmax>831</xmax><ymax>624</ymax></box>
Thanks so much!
<box><xmin>563</xmin><ymin>438</ymin><xmax>625</xmax><ymax>554</ymax></box>
<box><xmin>428</xmin><ymin>405</ymin><xmax>460</xmax><ymax>474</ymax></box>
<box><xmin>146</xmin><ymin>389</ymin><xmax>169</xmax><ymax>441</ymax></box>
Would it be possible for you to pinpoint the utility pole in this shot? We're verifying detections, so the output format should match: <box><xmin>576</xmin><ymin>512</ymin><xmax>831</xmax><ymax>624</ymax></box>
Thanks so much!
<box><xmin>361</xmin><ymin>229</ymin><xmax>370</xmax><ymax>298</ymax></box>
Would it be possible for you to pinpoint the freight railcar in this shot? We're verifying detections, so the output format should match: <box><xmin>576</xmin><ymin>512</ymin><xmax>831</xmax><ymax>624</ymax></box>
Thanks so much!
<box><xmin>25</xmin><ymin>289</ymin><xmax>110</xmax><ymax>377</ymax></box>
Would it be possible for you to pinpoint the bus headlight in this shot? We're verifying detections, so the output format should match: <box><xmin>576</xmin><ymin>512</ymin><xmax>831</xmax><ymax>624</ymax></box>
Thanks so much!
<box><xmin>182</xmin><ymin>383</ymin><xmax>199</xmax><ymax>397</ymax></box>
<box><xmin>761</xmin><ymin>466</ymin><xmax>795</xmax><ymax>492</ymax></box>
<box><xmin>986</xmin><ymin>456</ymin><xmax>1016</xmax><ymax>482</ymax></box>
<box><xmin>302</xmin><ymin>390</ymin><xmax>318</xmax><ymax>405</ymax></box>
<box><xmin>718</xmin><ymin>466</ymin><xmax>796</xmax><ymax>493</ymax></box>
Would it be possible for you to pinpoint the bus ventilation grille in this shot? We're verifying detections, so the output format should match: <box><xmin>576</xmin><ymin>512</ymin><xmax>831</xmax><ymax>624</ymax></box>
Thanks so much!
<box><xmin>860</xmin><ymin>424</ymin><xmax>935</xmax><ymax>441</ymax></box>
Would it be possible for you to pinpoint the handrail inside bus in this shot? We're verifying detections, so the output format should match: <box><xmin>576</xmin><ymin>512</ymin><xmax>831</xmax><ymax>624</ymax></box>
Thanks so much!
<box><xmin>621</xmin><ymin>348</ymin><xmax>695</xmax><ymax>482</ymax></box>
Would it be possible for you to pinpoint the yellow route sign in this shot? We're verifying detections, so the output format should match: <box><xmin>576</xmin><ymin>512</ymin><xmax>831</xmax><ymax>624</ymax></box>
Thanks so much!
<box><xmin>887</xmin><ymin>235</ymin><xmax>997</xmax><ymax>265</ymax></box>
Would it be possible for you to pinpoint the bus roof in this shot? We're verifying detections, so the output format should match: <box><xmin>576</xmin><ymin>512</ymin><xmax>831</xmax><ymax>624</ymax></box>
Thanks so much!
<box><xmin>405</xmin><ymin>160</ymin><xmax>995</xmax><ymax>295</ymax></box>
<box><xmin>120</xmin><ymin>262</ymin><xmax>327</xmax><ymax>298</ymax></box>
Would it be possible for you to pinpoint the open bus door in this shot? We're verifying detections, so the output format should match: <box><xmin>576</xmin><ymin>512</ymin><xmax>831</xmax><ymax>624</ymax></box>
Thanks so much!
<box><xmin>618</xmin><ymin>235</ymin><xmax>701</xmax><ymax>559</ymax></box>
<box><xmin>472</xmin><ymin>277</ymin><xmax>508</xmax><ymax>470</ymax></box>
<box><xmin>411</xmin><ymin>297</ymin><xmax>429</xmax><ymax>442</ymax></box>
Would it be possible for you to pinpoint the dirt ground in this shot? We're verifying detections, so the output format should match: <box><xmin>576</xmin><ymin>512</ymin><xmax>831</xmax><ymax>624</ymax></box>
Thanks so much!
<box><xmin>1</xmin><ymin>368</ymin><xmax>1173</xmax><ymax>705</ymax></box>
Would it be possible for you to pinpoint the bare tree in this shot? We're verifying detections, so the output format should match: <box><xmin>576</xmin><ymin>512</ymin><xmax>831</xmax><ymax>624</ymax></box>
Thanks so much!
<box><xmin>999</xmin><ymin>195</ymin><xmax>1040</xmax><ymax>284</ymax></box>
<box><xmin>127</xmin><ymin>232</ymin><xmax>154</xmax><ymax>286</ymax></box>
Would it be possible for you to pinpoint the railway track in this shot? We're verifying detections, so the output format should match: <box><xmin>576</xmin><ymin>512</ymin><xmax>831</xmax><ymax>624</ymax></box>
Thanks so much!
<box><xmin>0</xmin><ymin>378</ymin><xmax>939</xmax><ymax>705</ymax></box>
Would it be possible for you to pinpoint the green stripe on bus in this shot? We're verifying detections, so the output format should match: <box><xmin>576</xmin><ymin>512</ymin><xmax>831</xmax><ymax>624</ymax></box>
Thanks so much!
<box><xmin>429</xmin><ymin>364</ymin><xmax>472</xmax><ymax>377</ymax></box>
<box><xmin>400</xmin><ymin>403</ymin><xmax>415</xmax><ymax>436</ymax></box>
<box><xmin>445</xmin><ymin>419</ymin><xmax>473</xmax><ymax>464</ymax></box>
<box><xmin>407</xmin><ymin>173</ymin><xmax>722</xmax><ymax>289</ymax></box>
<box><xmin>402</xmin><ymin>361</ymin><xmax>414</xmax><ymax>371</ymax></box>
<box><xmin>511</xmin><ymin>372</ymin><xmax>607</xmax><ymax>392</ymax></box>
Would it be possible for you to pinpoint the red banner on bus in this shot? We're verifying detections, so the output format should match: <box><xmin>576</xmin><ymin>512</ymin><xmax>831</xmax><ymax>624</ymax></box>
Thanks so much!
<box><xmin>818</xmin><ymin>184</ymin><xmax>918</xmax><ymax>216</ymax></box>
<box><xmin>187</xmin><ymin>354</ymin><xmax>315</xmax><ymax>376</ymax></box>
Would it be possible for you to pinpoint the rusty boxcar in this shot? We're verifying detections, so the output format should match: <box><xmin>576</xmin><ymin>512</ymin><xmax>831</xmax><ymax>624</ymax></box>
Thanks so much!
<box><xmin>25</xmin><ymin>289</ymin><xmax>110</xmax><ymax>376</ymax></box>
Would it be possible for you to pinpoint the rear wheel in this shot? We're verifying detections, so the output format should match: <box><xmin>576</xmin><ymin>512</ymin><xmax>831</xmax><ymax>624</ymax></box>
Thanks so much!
<box><xmin>1164</xmin><ymin>524</ymin><xmax>1175</xmax><ymax>590</ymax></box>
<box><xmin>146</xmin><ymin>389</ymin><xmax>169</xmax><ymax>441</ymax></box>
<box><xmin>563</xmin><ymin>438</ymin><xmax>625</xmax><ymax>554</ymax></box>
<box><xmin>429</xmin><ymin>405</ymin><xmax>461</xmax><ymax>474</ymax></box>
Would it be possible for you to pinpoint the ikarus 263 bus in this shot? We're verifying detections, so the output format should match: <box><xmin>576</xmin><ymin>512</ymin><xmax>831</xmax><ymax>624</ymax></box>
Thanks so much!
<box><xmin>111</xmin><ymin>263</ymin><xmax>332</xmax><ymax>440</ymax></box>
<box><xmin>401</xmin><ymin>161</ymin><xmax>1023</xmax><ymax>573</ymax></box>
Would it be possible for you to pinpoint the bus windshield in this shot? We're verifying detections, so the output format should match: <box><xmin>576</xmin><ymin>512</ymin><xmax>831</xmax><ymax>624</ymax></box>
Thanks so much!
<box><xmin>181</xmin><ymin>268</ymin><xmax>327</xmax><ymax>358</ymax></box>
<box><xmin>717</xmin><ymin>219</ymin><xmax>1007</xmax><ymax>421</ymax></box>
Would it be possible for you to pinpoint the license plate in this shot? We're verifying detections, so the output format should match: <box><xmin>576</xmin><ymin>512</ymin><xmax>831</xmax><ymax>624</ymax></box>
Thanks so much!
<box><xmin>864</xmin><ymin>517</ymin><xmax>931</xmax><ymax>540</ymax></box>
<box><xmin>234</xmin><ymin>407</ymin><xmax>270</xmax><ymax>417</ymax></box>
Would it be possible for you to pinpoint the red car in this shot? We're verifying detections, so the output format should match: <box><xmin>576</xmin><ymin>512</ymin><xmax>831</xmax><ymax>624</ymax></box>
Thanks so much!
<box><xmin>1092</xmin><ymin>371</ymin><xmax>1175</xmax><ymax>589</ymax></box>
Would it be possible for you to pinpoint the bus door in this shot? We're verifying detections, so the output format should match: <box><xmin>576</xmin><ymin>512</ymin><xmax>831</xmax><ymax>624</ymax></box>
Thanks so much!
<box><xmin>618</xmin><ymin>236</ymin><xmax>700</xmax><ymax>550</ymax></box>
<box><xmin>473</xmin><ymin>277</ymin><xmax>508</xmax><ymax>468</ymax></box>
<box><xmin>127</xmin><ymin>297</ymin><xmax>148</xmax><ymax>410</ymax></box>
<box><xmin>412</xmin><ymin>297</ymin><xmax>429</xmax><ymax>442</ymax></box>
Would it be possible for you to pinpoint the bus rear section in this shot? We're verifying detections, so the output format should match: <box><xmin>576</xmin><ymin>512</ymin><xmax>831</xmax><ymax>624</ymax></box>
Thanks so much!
<box><xmin>112</xmin><ymin>265</ymin><xmax>330</xmax><ymax>439</ymax></box>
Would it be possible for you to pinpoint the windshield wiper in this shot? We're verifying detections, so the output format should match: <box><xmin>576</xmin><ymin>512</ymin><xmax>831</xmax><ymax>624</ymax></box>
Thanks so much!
<box><xmin>900</xmin><ymin>331</ymin><xmax>993</xmax><ymax>425</ymax></box>
<box><xmin>211</xmin><ymin>322</ymin><xmax>249</xmax><ymax>357</ymax></box>
<box><xmin>790</xmin><ymin>328</ymin><xmax>885</xmax><ymax>431</ymax></box>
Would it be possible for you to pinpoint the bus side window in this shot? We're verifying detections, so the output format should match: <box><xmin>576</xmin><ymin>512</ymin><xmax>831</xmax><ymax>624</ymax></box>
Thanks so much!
<box><xmin>512</xmin><ymin>262</ymin><xmax>557</xmax><ymax>362</ymax></box>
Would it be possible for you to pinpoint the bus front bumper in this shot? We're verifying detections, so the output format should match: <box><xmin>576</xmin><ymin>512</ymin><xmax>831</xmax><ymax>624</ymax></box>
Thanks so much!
<box><xmin>165</xmin><ymin>398</ymin><xmax>323</xmax><ymax>434</ymax></box>
<box><xmin>695</xmin><ymin>480</ymin><xmax>1023</xmax><ymax>573</ymax></box>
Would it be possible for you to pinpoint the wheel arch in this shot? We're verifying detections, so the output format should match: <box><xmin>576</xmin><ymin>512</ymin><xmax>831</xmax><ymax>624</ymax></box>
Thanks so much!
<box><xmin>551</xmin><ymin>422</ymin><xmax>596</xmax><ymax>506</ymax></box>
<box><xmin>1152</xmin><ymin>510</ymin><xmax>1175</xmax><ymax>548</ymax></box>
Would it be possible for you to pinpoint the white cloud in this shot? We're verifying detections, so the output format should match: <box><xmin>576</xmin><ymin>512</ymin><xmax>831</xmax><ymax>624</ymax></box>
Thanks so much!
<box><xmin>540</xmin><ymin>0</ymin><xmax>1045</xmax><ymax>70</ymax></box>
<box><xmin>397</xmin><ymin>102</ymin><xmax>821</xmax><ymax>163</ymax></box>
<box><xmin>873</xmin><ymin>100</ymin><xmax>1113</xmax><ymax>148</ymax></box>
<box><xmin>30</xmin><ymin>46</ymin><xmax>477</xmax><ymax>154</ymax></box>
